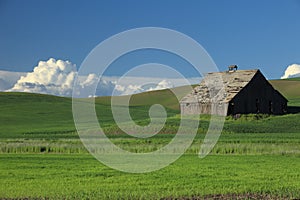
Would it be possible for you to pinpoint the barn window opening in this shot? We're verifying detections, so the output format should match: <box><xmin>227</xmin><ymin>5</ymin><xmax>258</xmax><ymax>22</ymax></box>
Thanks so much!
<box><xmin>256</xmin><ymin>99</ymin><xmax>260</xmax><ymax>113</ymax></box>
<box><xmin>186</xmin><ymin>103</ymin><xmax>190</xmax><ymax>106</ymax></box>
<box><xmin>228</xmin><ymin>102</ymin><xmax>234</xmax><ymax>115</ymax></box>
<box><xmin>269</xmin><ymin>101</ymin><xmax>273</xmax><ymax>114</ymax></box>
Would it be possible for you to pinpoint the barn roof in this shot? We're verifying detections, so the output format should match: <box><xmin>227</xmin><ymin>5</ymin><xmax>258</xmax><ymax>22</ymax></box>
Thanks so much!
<box><xmin>181</xmin><ymin>69</ymin><xmax>259</xmax><ymax>103</ymax></box>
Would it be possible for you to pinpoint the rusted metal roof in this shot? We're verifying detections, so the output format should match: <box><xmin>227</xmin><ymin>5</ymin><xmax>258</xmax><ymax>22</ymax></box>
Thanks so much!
<box><xmin>181</xmin><ymin>69</ymin><xmax>259</xmax><ymax>103</ymax></box>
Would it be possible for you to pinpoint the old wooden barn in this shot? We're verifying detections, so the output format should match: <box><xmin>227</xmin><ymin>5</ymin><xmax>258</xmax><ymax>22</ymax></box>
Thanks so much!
<box><xmin>180</xmin><ymin>68</ymin><xmax>288</xmax><ymax>116</ymax></box>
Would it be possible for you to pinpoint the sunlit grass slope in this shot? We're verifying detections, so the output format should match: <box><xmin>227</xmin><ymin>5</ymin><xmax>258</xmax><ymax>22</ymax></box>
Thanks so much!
<box><xmin>270</xmin><ymin>78</ymin><xmax>300</xmax><ymax>106</ymax></box>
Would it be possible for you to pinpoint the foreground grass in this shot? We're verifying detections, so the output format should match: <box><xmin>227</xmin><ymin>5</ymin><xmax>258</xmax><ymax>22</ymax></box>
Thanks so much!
<box><xmin>0</xmin><ymin>154</ymin><xmax>299</xmax><ymax>199</ymax></box>
<box><xmin>1</xmin><ymin>132</ymin><xmax>300</xmax><ymax>155</ymax></box>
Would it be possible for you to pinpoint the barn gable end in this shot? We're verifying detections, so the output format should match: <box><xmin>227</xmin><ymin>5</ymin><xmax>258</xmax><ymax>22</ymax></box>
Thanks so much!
<box><xmin>180</xmin><ymin>69</ymin><xmax>288</xmax><ymax>116</ymax></box>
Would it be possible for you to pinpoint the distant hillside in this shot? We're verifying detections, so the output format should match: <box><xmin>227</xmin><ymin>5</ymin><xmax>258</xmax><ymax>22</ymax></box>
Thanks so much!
<box><xmin>269</xmin><ymin>78</ymin><xmax>300</xmax><ymax>106</ymax></box>
<box><xmin>0</xmin><ymin>87</ymin><xmax>190</xmax><ymax>137</ymax></box>
<box><xmin>95</xmin><ymin>85</ymin><xmax>193</xmax><ymax>110</ymax></box>
<box><xmin>0</xmin><ymin>78</ymin><xmax>300</xmax><ymax>137</ymax></box>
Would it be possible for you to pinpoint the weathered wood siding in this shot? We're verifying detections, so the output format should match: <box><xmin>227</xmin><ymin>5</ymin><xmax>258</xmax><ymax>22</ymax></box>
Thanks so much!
<box><xmin>180</xmin><ymin>102</ymin><xmax>200</xmax><ymax>115</ymax></box>
<box><xmin>180</xmin><ymin>102</ymin><xmax>228</xmax><ymax>116</ymax></box>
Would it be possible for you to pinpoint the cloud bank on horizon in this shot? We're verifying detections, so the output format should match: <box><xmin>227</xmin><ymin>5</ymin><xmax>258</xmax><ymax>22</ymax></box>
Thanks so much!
<box><xmin>2</xmin><ymin>58</ymin><xmax>299</xmax><ymax>96</ymax></box>
<box><xmin>281</xmin><ymin>64</ymin><xmax>300</xmax><ymax>79</ymax></box>
<box><xmin>2</xmin><ymin>58</ymin><xmax>197</xmax><ymax>97</ymax></box>
<box><xmin>0</xmin><ymin>70</ymin><xmax>26</xmax><ymax>91</ymax></box>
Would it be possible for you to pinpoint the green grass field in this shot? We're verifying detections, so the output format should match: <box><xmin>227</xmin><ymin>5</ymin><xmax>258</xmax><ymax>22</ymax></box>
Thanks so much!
<box><xmin>1</xmin><ymin>154</ymin><xmax>300</xmax><ymax>199</ymax></box>
<box><xmin>0</xmin><ymin>79</ymin><xmax>300</xmax><ymax>199</ymax></box>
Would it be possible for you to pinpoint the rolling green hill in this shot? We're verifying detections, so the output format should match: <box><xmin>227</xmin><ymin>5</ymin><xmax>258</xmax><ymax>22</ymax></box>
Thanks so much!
<box><xmin>0</xmin><ymin>88</ymin><xmax>186</xmax><ymax>137</ymax></box>
<box><xmin>0</xmin><ymin>92</ymin><xmax>75</xmax><ymax>137</ymax></box>
<box><xmin>0</xmin><ymin>78</ymin><xmax>300</xmax><ymax>138</ymax></box>
<box><xmin>95</xmin><ymin>84</ymin><xmax>192</xmax><ymax>110</ymax></box>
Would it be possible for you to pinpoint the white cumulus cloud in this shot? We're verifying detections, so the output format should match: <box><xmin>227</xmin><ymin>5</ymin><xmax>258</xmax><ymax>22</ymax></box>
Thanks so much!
<box><xmin>8</xmin><ymin>58</ymin><xmax>116</xmax><ymax>97</ymax></box>
<box><xmin>281</xmin><ymin>64</ymin><xmax>300</xmax><ymax>79</ymax></box>
<box><xmin>9</xmin><ymin>58</ymin><xmax>76</xmax><ymax>96</ymax></box>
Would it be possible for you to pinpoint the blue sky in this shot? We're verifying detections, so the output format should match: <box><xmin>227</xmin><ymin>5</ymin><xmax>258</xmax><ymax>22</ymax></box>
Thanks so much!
<box><xmin>0</xmin><ymin>0</ymin><xmax>300</xmax><ymax>79</ymax></box>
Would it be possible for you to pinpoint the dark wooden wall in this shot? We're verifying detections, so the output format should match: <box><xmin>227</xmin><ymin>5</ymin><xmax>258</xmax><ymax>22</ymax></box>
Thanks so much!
<box><xmin>228</xmin><ymin>71</ymin><xmax>287</xmax><ymax>115</ymax></box>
